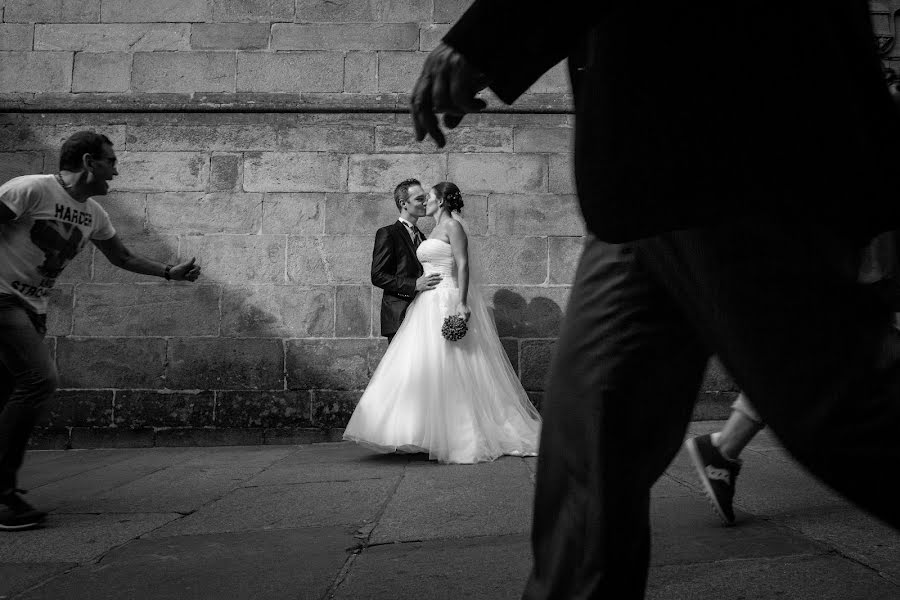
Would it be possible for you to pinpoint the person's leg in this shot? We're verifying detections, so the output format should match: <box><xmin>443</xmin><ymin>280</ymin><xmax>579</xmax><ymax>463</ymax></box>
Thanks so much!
<box><xmin>685</xmin><ymin>392</ymin><xmax>765</xmax><ymax>525</ymax></box>
<box><xmin>640</xmin><ymin>218</ymin><xmax>900</xmax><ymax>530</ymax></box>
<box><xmin>523</xmin><ymin>237</ymin><xmax>710</xmax><ymax>600</ymax></box>
<box><xmin>715</xmin><ymin>393</ymin><xmax>765</xmax><ymax>459</ymax></box>
<box><xmin>0</xmin><ymin>299</ymin><xmax>57</xmax><ymax>530</ymax></box>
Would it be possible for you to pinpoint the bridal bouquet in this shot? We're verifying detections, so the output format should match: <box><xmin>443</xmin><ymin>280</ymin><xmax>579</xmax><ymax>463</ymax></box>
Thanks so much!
<box><xmin>441</xmin><ymin>314</ymin><xmax>468</xmax><ymax>341</ymax></box>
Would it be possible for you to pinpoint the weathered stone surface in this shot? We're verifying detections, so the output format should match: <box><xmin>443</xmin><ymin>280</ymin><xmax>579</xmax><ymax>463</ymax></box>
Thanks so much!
<box><xmin>375</xmin><ymin>124</ymin><xmax>512</xmax><ymax>153</ymax></box>
<box><xmin>116</xmin><ymin>152</ymin><xmax>208</xmax><ymax>192</ymax></box>
<box><xmin>68</xmin><ymin>427</ymin><xmax>155</xmax><ymax>448</ymax></box>
<box><xmin>209</xmin><ymin>153</ymin><xmax>241</xmax><ymax>190</ymax></box>
<box><xmin>0</xmin><ymin>122</ymin><xmax>127</xmax><ymax>152</ymax></box>
<box><xmin>295</xmin><ymin>0</ymin><xmax>432</xmax><ymax>22</ymax></box>
<box><xmin>419</xmin><ymin>23</ymin><xmax>451</xmax><ymax>51</ymax></box>
<box><xmin>14</xmin><ymin>527</ymin><xmax>351</xmax><ymax>600</ymax></box>
<box><xmin>114</xmin><ymin>390</ymin><xmax>215</xmax><ymax>428</ymax></box>
<box><xmin>147</xmin><ymin>192</ymin><xmax>262</xmax><ymax>234</ymax></box>
<box><xmin>0</xmin><ymin>563</ymin><xmax>75</xmax><ymax>598</ymax></box>
<box><xmin>272</xmin><ymin>23</ymin><xmax>417</xmax><ymax>50</ymax></box>
<box><xmin>46</xmin><ymin>284</ymin><xmax>74</xmax><ymax>336</ymax></box>
<box><xmin>132</xmin><ymin>52</ymin><xmax>234</xmax><ymax>93</ymax></box>
<box><xmin>343</xmin><ymin>52</ymin><xmax>377</xmax><ymax>93</ymax></box>
<box><xmin>92</xmin><ymin>233</ymin><xmax>179</xmax><ymax>284</ymax></box>
<box><xmin>527</xmin><ymin>60</ymin><xmax>571</xmax><ymax>94</ymax></box>
<box><xmin>0</xmin><ymin>24</ymin><xmax>34</xmax><ymax>50</ymax></box>
<box><xmin>35</xmin><ymin>24</ymin><xmax>190</xmax><ymax>51</ymax></box>
<box><xmin>501</xmin><ymin>338</ymin><xmax>519</xmax><ymax>374</ymax></box>
<box><xmin>485</xmin><ymin>286</ymin><xmax>568</xmax><ymax>338</ymax></box>
<box><xmin>0</xmin><ymin>51</ymin><xmax>72</xmax><ymax>93</ymax></box>
<box><xmin>167</xmin><ymin>338</ymin><xmax>284</xmax><ymax>390</ymax></box>
<box><xmin>372</xmin><ymin>458</ymin><xmax>534</xmax><ymax>543</ymax></box>
<box><xmin>348</xmin><ymin>153</ymin><xmax>445</xmax><ymax>192</ymax></box>
<box><xmin>73</xmin><ymin>52</ymin><xmax>132</xmax><ymax>93</ymax></box>
<box><xmin>96</xmin><ymin>191</ymin><xmax>146</xmax><ymax>235</ymax></box>
<box><xmin>287</xmin><ymin>235</ymin><xmax>372</xmax><ymax>284</ymax></box>
<box><xmin>263</xmin><ymin>424</ymin><xmax>328</xmax><ymax>445</ymax></box>
<box><xmin>221</xmin><ymin>285</ymin><xmax>334</xmax><ymax>337</ymax></box>
<box><xmin>311</xmin><ymin>389</ymin><xmax>362</xmax><ymax>427</ymax></box>
<box><xmin>211</xmin><ymin>0</ymin><xmax>294</xmax><ymax>22</ymax></box>
<box><xmin>470</xmin><ymin>236</ymin><xmax>548</xmax><ymax>285</ymax></box>
<box><xmin>101</xmin><ymin>0</ymin><xmax>210</xmax><ymax>22</ymax></box>
<box><xmin>190</xmin><ymin>23</ymin><xmax>270</xmax><ymax>50</ymax></box>
<box><xmin>0</xmin><ymin>151</ymin><xmax>43</xmax><ymax>182</ymax></box>
<box><xmin>336</xmin><ymin>535</ymin><xmax>532</xmax><ymax>600</ymax></box>
<box><xmin>57</xmin><ymin>337</ymin><xmax>167</xmax><ymax>389</ymax></box>
<box><xmin>549</xmin><ymin>236</ymin><xmax>583</xmax><ymax>284</ymax></box>
<box><xmin>323</xmin><ymin>192</ymin><xmax>396</xmax><ymax>234</ymax></box>
<box><xmin>4</xmin><ymin>0</ymin><xmax>99</xmax><ymax>23</ymax></box>
<box><xmin>276</xmin><ymin>124</ymin><xmax>373</xmax><ymax>152</ymax></box>
<box><xmin>39</xmin><ymin>390</ymin><xmax>114</xmax><ymax>428</ymax></box>
<box><xmin>377</xmin><ymin>51</ymin><xmax>427</xmax><ymax>93</ymax></box>
<box><xmin>286</xmin><ymin>338</ymin><xmax>385</xmax><ymax>390</ymax></box>
<box><xmin>336</xmin><ymin>285</ymin><xmax>371</xmax><ymax>337</ymax></box>
<box><xmin>127</xmin><ymin>122</ymin><xmax>278</xmax><ymax>152</ymax></box>
<box><xmin>73</xmin><ymin>284</ymin><xmax>220</xmax><ymax>336</ymax></box>
<box><xmin>178</xmin><ymin>234</ymin><xmax>285</xmax><ymax>284</ymax></box>
<box><xmin>520</xmin><ymin>340</ymin><xmax>556</xmax><ymax>391</ymax></box>
<box><xmin>216</xmin><ymin>390</ymin><xmax>312</xmax><ymax>427</ymax></box>
<box><xmin>549</xmin><ymin>153</ymin><xmax>576</xmax><ymax>194</ymax></box>
<box><xmin>513</xmin><ymin>126</ymin><xmax>573</xmax><ymax>153</ymax></box>
<box><xmin>701</xmin><ymin>357</ymin><xmax>738</xmax><ymax>393</ymax></box>
<box><xmin>261</xmin><ymin>192</ymin><xmax>324</xmax><ymax>234</ymax></box>
<box><xmin>155</xmin><ymin>428</ymin><xmax>264</xmax><ymax>446</ymax></box>
<box><xmin>433</xmin><ymin>0</ymin><xmax>470</xmax><ymax>23</ymax></box>
<box><xmin>488</xmin><ymin>194</ymin><xmax>583</xmax><ymax>236</ymax></box>
<box><xmin>243</xmin><ymin>152</ymin><xmax>347</xmax><ymax>192</ymax></box>
<box><xmin>237</xmin><ymin>52</ymin><xmax>343</xmax><ymax>93</ymax></box>
<box><xmin>448</xmin><ymin>153</ymin><xmax>547</xmax><ymax>194</ymax></box>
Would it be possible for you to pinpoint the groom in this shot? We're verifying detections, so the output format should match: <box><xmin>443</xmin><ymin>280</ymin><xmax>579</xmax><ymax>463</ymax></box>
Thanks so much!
<box><xmin>371</xmin><ymin>178</ymin><xmax>442</xmax><ymax>343</ymax></box>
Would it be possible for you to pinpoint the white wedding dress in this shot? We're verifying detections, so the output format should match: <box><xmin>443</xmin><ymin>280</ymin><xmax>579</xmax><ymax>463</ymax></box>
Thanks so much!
<box><xmin>343</xmin><ymin>237</ymin><xmax>541</xmax><ymax>464</ymax></box>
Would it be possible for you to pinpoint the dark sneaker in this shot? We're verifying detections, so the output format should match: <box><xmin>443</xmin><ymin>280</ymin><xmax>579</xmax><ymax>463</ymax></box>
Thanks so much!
<box><xmin>0</xmin><ymin>489</ymin><xmax>47</xmax><ymax>531</ymax></box>
<box><xmin>684</xmin><ymin>434</ymin><xmax>740</xmax><ymax>525</ymax></box>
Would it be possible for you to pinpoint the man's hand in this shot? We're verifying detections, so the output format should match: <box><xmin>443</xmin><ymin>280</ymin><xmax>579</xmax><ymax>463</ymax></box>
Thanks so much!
<box><xmin>170</xmin><ymin>257</ymin><xmax>201</xmax><ymax>282</ymax></box>
<box><xmin>416</xmin><ymin>272</ymin><xmax>443</xmax><ymax>291</ymax></box>
<box><xmin>411</xmin><ymin>42</ymin><xmax>489</xmax><ymax>147</ymax></box>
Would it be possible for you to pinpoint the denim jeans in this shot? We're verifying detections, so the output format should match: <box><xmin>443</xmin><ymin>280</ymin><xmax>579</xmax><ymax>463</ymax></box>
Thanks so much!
<box><xmin>0</xmin><ymin>294</ymin><xmax>57</xmax><ymax>492</ymax></box>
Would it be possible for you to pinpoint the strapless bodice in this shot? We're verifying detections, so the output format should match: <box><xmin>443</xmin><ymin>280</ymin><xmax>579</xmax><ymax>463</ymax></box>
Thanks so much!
<box><xmin>417</xmin><ymin>239</ymin><xmax>457</xmax><ymax>288</ymax></box>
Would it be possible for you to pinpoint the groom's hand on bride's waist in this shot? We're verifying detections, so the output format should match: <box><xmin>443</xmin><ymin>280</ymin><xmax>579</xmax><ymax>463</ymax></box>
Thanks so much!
<box><xmin>416</xmin><ymin>273</ymin><xmax>443</xmax><ymax>291</ymax></box>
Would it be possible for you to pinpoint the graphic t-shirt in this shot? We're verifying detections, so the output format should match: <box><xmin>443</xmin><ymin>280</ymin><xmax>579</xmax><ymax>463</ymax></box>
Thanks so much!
<box><xmin>0</xmin><ymin>174</ymin><xmax>116</xmax><ymax>314</ymax></box>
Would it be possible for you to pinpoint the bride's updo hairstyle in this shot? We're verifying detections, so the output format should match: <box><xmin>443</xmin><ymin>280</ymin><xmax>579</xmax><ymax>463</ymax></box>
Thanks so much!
<box><xmin>433</xmin><ymin>182</ymin><xmax>464</xmax><ymax>213</ymax></box>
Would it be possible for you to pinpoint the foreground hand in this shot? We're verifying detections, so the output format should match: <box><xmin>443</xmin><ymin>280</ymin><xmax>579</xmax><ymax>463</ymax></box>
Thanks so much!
<box><xmin>416</xmin><ymin>272</ymin><xmax>443</xmax><ymax>291</ymax></box>
<box><xmin>411</xmin><ymin>42</ymin><xmax>489</xmax><ymax>147</ymax></box>
<box><xmin>170</xmin><ymin>257</ymin><xmax>201</xmax><ymax>282</ymax></box>
<box><xmin>456</xmin><ymin>303</ymin><xmax>471</xmax><ymax>321</ymax></box>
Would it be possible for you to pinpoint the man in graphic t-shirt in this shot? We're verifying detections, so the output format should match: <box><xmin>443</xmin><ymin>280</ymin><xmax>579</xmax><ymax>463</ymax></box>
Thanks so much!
<box><xmin>0</xmin><ymin>131</ymin><xmax>202</xmax><ymax>531</ymax></box>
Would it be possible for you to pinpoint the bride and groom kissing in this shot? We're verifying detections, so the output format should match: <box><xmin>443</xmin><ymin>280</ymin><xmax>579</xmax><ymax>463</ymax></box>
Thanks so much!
<box><xmin>342</xmin><ymin>178</ymin><xmax>541</xmax><ymax>464</ymax></box>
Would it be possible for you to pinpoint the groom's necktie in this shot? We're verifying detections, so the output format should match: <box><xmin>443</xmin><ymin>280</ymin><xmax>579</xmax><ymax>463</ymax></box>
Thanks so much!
<box><xmin>412</xmin><ymin>226</ymin><xmax>425</xmax><ymax>248</ymax></box>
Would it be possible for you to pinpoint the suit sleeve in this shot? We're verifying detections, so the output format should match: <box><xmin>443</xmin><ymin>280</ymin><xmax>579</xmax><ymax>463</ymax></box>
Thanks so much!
<box><xmin>371</xmin><ymin>227</ymin><xmax>417</xmax><ymax>297</ymax></box>
<box><xmin>443</xmin><ymin>0</ymin><xmax>604</xmax><ymax>104</ymax></box>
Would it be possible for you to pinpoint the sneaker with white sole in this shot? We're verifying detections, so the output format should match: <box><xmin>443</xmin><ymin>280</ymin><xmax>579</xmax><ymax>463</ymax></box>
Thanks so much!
<box><xmin>0</xmin><ymin>489</ymin><xmax>47</xmax><ymax>531</ymax></box>
<box><xmin>684</xmin><ymin>434</ymin><xmax>740</xmax><ymax>525</ymax></box>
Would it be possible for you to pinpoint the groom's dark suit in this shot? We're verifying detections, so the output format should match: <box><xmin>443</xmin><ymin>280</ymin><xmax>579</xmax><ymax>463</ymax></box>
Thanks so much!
<box><xmin>371</xmin><ymin>220</ymin><xmax>424</xmax><ymax>341</ymax></box>
<box><xmin>439</xmin><ymin>1</ymin><xmax>900</xmax><ymax>598</ymax></box>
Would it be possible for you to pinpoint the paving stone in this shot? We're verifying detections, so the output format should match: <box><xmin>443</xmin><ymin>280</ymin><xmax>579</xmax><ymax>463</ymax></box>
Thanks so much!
<box><xmin>336</xmin><ymin>534</ymin><xmax>532</xmax><ymax>600</ymax></box>
<box><xmin>18</xmin><ymin>449</ymin><xmax>136</xmax><ymax>490</ymax></box>
<box><xmin>149</xmin><ymin>477</ymin><xmax>398</xmax><ymax>537</ymax></box>
<box><xmin>646</xmin><ymin>554</ymin><xmax>900</xmax><ymax>599</ymax></box>
<box><xmin>14</xmin><ymin>528</ymin><xmax>351</xmax><ymax>600</ymax></box>
<box><xmin>371</xmin><ymin>458</ymin><xmax>534</xmax><ymax>543</ymax></box>
<box><xmin>0</xmin><ymin>563</ymin><xmax>76</xmax><ymax>598</ymax></box>
<box><xmin>0</xmin><ymin>513</ymin><xmax>181</xmax><ymax>563</ymax></box>
<box><xmin>650</xmin><ymin>495</ymin><xmax>826</xmax><ymax>567</ymax></box>
<box><xmin>245</xmin><ymin>441</ymin><xmax>410</xmax><ymax>485</ymax></box>
<box><xmin>58</xmin><ymin>447</ymin><xmax>294</xmax><ymax>514</ymax></box>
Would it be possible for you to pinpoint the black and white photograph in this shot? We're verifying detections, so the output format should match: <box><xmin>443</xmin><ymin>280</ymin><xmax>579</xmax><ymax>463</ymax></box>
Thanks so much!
<box><xmin>1</xmin><ymin>1</ymin><xmax>899</xmax><ymax>598</ymax></box>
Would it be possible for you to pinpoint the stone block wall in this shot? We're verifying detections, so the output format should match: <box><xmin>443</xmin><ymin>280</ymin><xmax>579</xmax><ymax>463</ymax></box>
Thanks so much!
<box><xmin>0</xmin><ymin>1</ymin><xmax>742</xmax><ymax>447</ymax></box>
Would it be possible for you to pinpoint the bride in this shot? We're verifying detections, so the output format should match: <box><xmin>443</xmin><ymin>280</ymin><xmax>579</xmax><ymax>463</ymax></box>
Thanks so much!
<box><xmin>343</xmin><ymin>182</ymin><xmax>541</xmax><ymax>464</ymax></box>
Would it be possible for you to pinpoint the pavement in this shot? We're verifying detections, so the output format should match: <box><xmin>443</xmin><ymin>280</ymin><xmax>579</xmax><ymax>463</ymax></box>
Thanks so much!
<box><xmin>1</xmin><ymin>421</ymin><xmax>898</xmax><ymax>600</ymax></box>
